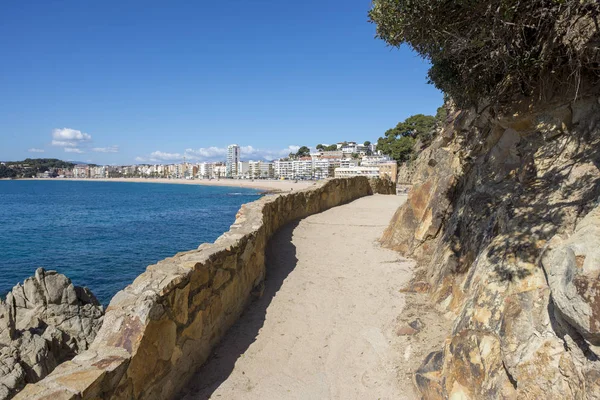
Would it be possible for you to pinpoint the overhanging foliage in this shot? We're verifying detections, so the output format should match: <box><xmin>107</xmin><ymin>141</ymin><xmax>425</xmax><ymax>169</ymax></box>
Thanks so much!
<box><xmin>369</xmin><ymin>0</ymin><xmax>600</xmax><ymax>107</ymax></box>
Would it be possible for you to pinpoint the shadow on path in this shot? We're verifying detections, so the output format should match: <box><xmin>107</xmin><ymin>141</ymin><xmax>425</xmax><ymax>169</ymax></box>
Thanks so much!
<box><xmin>180</xmin><ymin>221</ymin><xmax>299</xmax><ymax>399</ymax></box>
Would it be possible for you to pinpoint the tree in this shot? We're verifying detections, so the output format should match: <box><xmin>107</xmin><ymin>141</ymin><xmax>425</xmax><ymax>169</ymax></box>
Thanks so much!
<box><xmin>369</xmin><ymin>0</ymin><xmax>600</xmax><ymax>107</ymax></box>
<box><xmin>377</xmin><ymin>135</ymin><xmax>415</xmax><ymax>164</ymax></box>
<box><xmin>376</xmin><ymin>114</ymin><xmax>436</xmax><ymax>164</ymax></box>
<box><xmin>364</xmin><ymin>141</ymin><xmax>371</xmax><ymax>146</ymax></box>
<box><xmin>0</xmin><ymin>165</ymin><xmax>17</xmax><ymax>178</ymax></box>
<box><xmin>394</xmin><ymin>114</ymin><xmax>436</xmax><ymax>139</ymax></box>
<box><xmin>296</xmin><ymin>146</ymin><xmax>311</xmax><ymax>158</ymax></box>
<box><xmin>324</xmin><ymin>144</ymin><xmax>338</xmax><ymax>151</ymax></box>
<box><xmin>316</xmin><ymin>144</ymin><xmax>325</xmax><ymax>151</ymax></box>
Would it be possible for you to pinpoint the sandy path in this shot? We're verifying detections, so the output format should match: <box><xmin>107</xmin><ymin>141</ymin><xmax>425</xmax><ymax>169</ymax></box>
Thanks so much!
<box><xmin>20</xmin><ymin>177</ymin><xmax>316</xmax><ymax>192</ymax></box>
<box><xmin>180</xmin><ymin>195</ymin><xmax>416</xmax><ymax>400</ymax></box>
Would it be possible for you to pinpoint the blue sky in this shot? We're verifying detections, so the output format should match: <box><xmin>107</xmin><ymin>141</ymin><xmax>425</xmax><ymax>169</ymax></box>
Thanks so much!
<box><xmin>0</xmin><ymin>0</ymin><xmax>442</xmax><ymax>164</ymax></box>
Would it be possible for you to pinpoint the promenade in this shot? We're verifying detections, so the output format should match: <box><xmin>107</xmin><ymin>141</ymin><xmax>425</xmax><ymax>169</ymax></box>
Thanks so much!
<box><xmin>180</xmin><ymin>194</ymin><xmax>416</xmax><ymax>399</ymax></box>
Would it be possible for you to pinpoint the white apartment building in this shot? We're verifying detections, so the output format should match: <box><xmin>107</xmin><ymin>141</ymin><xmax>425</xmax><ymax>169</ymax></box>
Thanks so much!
<box><xmin>198</xmin><ymin>162</ymin><xmax>214</xmax><ymax>178</ymax></box>
<box><xmin>248</xmin><ymin>161</ymin><xmax>274</xmax><ymax>179</ymax></box>
<box><xmin>273</xmin><ymin>157</ymin><xmax>348</xmax><ymax>180</ymax></box>
<box><xmin>334</xmin><ymin>166</ymin><xmax>380</xmax><ymax>178</ymax></box>
<box><xmin>143</xmin><ymin>164</ymin><xmax>166</xmax><ymax>177</ymax></box>
<box><xmin>339</xmin><ymin>159</ymin><xmax>359</xmax><ymax>168</ymax></box>
<box><xmin>292</xmin><ymin>159</ymin><xmax>313</xmax><ymax>179</ymax></box>
<box><xmin>90</xmin><ymin>166</ymin><xmax>107</xmax><ymax>178</ymax></box>
<box><xmin>339</xmin><ymin>142</ymin><xmax>370</xmax><ymax>156</ymax></box>
<box><xmin>73</xmin><ymin>164</ymin><xmax>90</xmax><ymax>178</ymax></box>
<box><xmin>312</xmin><ymin>159</ymin><xmax>337</xmax><ymax>179</ymax></box>
<box><xmin>174</xmin><ymin>163</ymin><xmax>185</xmax><ymax>178</ymax></box>
<box><xmin>360</xmin><ymin>155</ymin><xmax>392</xmax><ymax>166</ymax></box>
<box><xmin>213</xmin><ymin>164</ymin><xmax>227</xmax><ymax>178</ymax></box>
<box><xmin>274</xmin><ymin>160</ymin><xmax>293</xmax><ymax>179</ymax></box>
<box><xmin>237</xmin><ymin>161</ymin><xmax>250</xmax><ymax>178</ymax></box>
<box><xmin>226</xmin><ymin>144</ymin><xmax>241</xmax><ymax>178</ymax></box>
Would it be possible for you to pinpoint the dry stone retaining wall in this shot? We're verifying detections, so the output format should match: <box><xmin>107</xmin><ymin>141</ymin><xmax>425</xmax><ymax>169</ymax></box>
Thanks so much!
<box><xmin>16</xmin><ymin>177</ymin><xmax>394</xmax><ymax>400</ymax></box>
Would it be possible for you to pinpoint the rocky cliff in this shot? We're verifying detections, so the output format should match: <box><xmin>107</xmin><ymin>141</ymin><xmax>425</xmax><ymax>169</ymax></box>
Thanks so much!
<box><xmin>382</xmin><ymin>95</ymin><xmax>600</xmax><ymax>398</ymax></box>
<box><xmin>0</xmin><ymin>269</ymin><xmax>103</xmax><ymax>399</ymax></box>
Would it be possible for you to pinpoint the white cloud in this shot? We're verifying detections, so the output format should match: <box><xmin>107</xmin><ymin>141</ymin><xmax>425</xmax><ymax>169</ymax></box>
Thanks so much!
<box><xmin>64</xmin><ymin>148</ymin><xmax>84</xmax><ymax>154</ymax></box>
<box><xmin>92</xmin><ymin>146</ymin><xmax>119</xmax><ymax>153</ymax></box>
<box><xmin>52</xmin><ymin>128</ymin><xmax>91</xmax><ymax>141</ymax></box>
<box><xmin>183</xmin><ymin>147</ymin><xmax>228</xmax><ymax>160</ymax></box>
<box><xmin>149</xmin><ymin>151</ymin><xmax>182</xmax><ymax>162</ymax></box>
<box><xmin>28</xmin><ymin>148</ymin><xmax>45</xmax><ymax>153</ymax></box>
<box><xmin>242</xmin><ymin>145</ymin><xmax>301</xmax><ymax>161</ymax></box>
<box><xmin>51</xmin><ymin>140</ymin><xmax>77</xmax><ymax>147</ymax></box>
<box><xmin>51</xmin><ymin>128</ymin><xmax>92</xmax><ymax>148</ymax></box>
<box><xmin>136</xmin><ymin>145</ymin><xmax>302</xmax><ymax>164</ymax></box>
<box><xmin>240</xmin><ymin>145</ymin><xmax>257</xmax><ymax>155</ymax></box>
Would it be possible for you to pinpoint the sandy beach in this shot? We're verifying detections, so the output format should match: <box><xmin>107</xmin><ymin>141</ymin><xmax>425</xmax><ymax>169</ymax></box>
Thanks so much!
<box><xmin>19</xmin><ymin>177</ymin><xmax>318</xmax><ymax>192</ymax></box>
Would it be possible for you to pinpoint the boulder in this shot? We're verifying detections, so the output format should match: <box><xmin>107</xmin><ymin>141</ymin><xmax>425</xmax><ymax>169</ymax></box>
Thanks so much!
<box><xmin>0</xmin><ymin>269</ymin><xmax>103</xmax><ymax>399</ymax></box>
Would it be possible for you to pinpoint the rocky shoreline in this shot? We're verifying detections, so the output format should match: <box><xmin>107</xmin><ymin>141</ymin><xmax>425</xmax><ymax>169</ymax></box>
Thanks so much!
<box><xmin>0</xmin><ymin>269</ymin><xmax>103</xmax><ymax>399</ymax></box>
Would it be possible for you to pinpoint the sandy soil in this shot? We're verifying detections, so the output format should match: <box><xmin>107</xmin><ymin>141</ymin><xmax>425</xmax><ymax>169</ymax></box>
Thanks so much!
<box><xmin>19</xmin><ymin>178</ymin><xmax>317</xmax><ymax>192</ymax></box>
<box><xmin>180</xmin><ymin>194</ymin><xmax>424</xmax><ymax>400</ymax></box>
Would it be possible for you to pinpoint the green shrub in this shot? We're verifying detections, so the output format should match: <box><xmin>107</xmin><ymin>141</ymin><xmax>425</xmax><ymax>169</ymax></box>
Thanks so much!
<box><xmin>369</xmin><ymin>0</ymin><xmax>600</xmax><ymax>106</ymax></box>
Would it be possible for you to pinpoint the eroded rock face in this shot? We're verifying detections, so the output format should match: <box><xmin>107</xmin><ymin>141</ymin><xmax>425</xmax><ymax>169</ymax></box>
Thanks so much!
<box><xmin>383</xmin><ymin>95</ymin><xmax>600</xmax><ymax>398</ymax></box>
<box><xmin>543</xmin><ymin>205</ymin><xmax>600</xmax><ymax>345</ymax></box>
<box><xmin>0</xmin><ymin>268</ymin><xmax>103</xmax><ymax>399</ymax></box>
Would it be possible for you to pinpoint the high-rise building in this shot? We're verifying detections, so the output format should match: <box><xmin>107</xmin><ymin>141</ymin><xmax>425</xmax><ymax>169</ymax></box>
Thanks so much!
<box><xmin>226</xmin><ymin>144</ymin><xmax>241</xmax><ymax>177</ymax></box>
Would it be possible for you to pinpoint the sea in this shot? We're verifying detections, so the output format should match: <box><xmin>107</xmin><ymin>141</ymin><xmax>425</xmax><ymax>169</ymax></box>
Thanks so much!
<box><xmin>0</xmin><ymin>180</ymin><xmax>261</xmax><ymax>305</ymax></box>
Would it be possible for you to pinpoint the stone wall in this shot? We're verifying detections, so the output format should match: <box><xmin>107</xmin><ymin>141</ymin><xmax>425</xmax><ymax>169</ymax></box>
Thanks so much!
<box><xmin>16</xmin><ymin>177</ymin><xmax>393</xmax><ymax>399</ymax></box>
<box><xmin>381</xmin><ymin>95</ymin><xmax>600</xmax><ymax>399</ymax></box>
<box><xmin>368</xmin><ymin>176</ymin><xmax>396</xmax><ymax>195</ymax></box>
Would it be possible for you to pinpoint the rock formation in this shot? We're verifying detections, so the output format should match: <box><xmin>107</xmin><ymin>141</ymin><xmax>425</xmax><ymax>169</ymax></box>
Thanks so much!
<box><xmin>0</xmin><ymin>268</ymin><xmax>103</xmax><ymax>399</ymax></box>
<box><xmin>383</xmin><ymin>95</ymin><xmax>600</xmax><ymax>398</ymax></box>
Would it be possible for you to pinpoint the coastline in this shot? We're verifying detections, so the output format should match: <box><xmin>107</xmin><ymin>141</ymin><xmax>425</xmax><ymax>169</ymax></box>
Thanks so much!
<box><xmin>11</xmin><ymin>177</ymin><xmax>318</xmax><ymax>193</ymax></box>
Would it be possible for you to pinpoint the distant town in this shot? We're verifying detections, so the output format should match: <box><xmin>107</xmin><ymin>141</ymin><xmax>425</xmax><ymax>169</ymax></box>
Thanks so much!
<box><xmin>0</xmin><ymin>141</ymin><xmax>398</xmax><ymax>182</ymax></box>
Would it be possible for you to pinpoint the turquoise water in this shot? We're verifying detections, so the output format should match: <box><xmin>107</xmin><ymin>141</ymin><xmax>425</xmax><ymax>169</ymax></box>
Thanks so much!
<box><xmin>0</xmin><ymin>180</ymin><xmax>260</xmax><ymax>305</ymax></box>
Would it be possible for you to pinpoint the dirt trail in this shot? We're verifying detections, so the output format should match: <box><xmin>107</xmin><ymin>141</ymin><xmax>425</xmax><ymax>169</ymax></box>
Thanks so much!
<box><xmin>181</xmin><ymin>195</ymin><xmax>426</xmax><ymax>400</ymax></box>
